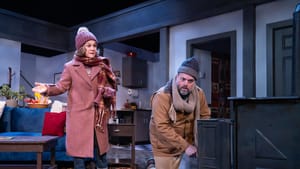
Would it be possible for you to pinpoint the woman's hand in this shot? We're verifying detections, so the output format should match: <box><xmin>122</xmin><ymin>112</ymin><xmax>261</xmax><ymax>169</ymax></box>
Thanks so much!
<box><xmin>102</xmin><ymin>87</ymin><xmax>116</xmax><ymax>98</ymax></box>
<box><xmin>94</xmin><ymin>87</ymin><xmax>116</xmax><ymax>103</ymax></box>
<box><xmin>32</xmin><ymin>82</ymin><xmax>47</xmax><ymax>93</ymax></box>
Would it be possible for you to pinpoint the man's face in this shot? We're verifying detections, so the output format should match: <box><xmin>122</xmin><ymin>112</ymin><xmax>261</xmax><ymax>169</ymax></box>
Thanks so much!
<box><xmin>175</xmin><ymin>73</ymin><xmax>196</xmax><ymax>97</ymax></box>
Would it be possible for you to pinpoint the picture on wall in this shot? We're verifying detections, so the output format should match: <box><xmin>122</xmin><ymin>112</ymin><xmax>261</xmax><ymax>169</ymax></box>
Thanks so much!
<box><xmin>113</xmin><ymin>70</ymin><xmax>121</xmax><ymax>77</ymax></box>
<box><xmin>54</xmin><ymin>72</ymin><xmax>62</xmax><ymax>83</ymax></box>
<box><xmin>113</xmin><ymin>70</ymin><xmax>121</xmax><ymax>85</ymax></box>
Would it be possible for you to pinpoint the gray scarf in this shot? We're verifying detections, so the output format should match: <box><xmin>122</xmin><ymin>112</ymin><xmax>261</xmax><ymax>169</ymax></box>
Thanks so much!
<box><xmin>168</xmin><ymin>77</ymin><xmax>201</xmax><ymax>146</ymax></box>
<box><xmin>169</xmin><ymin>77</ymin><xmax>199</xmax><ymax>123</ymax></box>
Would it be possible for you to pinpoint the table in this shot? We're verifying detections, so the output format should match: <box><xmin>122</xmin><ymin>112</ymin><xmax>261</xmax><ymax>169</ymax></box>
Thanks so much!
<box><xmin>108</xmin><ymin>123</ymin><xmax>135</xmax><ymax>169</ymax></box>
<box><xmin>0</xmin><ymin>136</ymin><xmax>58</xmax><ymax>169</ymax></box>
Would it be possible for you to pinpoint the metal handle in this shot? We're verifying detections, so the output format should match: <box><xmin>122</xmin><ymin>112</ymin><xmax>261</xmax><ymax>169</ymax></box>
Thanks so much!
<box><xmin>113</xmin><ymin>129</ymin><xmax>120</xmax><ymax>133</ymax></box>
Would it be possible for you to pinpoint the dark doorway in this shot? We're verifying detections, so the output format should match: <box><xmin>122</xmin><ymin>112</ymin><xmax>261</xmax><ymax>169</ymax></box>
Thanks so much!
<box><xmin>187</xmin><ymin>31</ymin><xmax>236</xmax><ymax>118</ymax></box>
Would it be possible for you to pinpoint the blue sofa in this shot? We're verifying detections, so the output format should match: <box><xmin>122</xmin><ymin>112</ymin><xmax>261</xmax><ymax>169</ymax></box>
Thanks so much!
<box><xmin>0</xmin><ymin>106</ymin><xmax>73</xmax><ymax>162</ymax></box>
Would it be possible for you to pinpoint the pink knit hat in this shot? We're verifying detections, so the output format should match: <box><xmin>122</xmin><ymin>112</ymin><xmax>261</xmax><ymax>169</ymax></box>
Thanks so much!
<box><xmin>75</xmin><ymin>27</ymin><xmax>98</xmax><ymax>50</ymax></box>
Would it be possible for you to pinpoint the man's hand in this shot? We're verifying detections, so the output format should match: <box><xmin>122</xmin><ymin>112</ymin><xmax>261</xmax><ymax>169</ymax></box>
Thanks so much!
<box><xmin>185</xmin><ymin>144</ymin><xmax>197</xmax><ymax>156</ymax></box>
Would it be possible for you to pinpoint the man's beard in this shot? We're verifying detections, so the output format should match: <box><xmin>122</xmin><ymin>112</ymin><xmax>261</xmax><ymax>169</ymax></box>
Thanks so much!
<box><xmin>179</xmin><ymin>87</ymin><xmax>190</xmax><ymax>99</ymax></box>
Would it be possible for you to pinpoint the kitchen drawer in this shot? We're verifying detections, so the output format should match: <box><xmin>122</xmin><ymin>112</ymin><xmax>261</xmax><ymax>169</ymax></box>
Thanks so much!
<box><xmin>108</xmin><ymin>123</ymin><xmax>136</xmax><ymax>168</ymax></box>
<box><xmin>108</xmin><ymin>124</ymin><xmax>135</xmax><ymax>137</ymax></box>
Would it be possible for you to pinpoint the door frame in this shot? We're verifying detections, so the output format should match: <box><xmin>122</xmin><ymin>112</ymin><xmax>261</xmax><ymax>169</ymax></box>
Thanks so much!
<box><xmin>266</xmin><ymin>19</ymin><xmax>293</xmax><ymax>96</ymax></box>
<box><xmin>186</xmin><ymin>31</ymin><xmax>237</xmax><ymax>97</ymax></box>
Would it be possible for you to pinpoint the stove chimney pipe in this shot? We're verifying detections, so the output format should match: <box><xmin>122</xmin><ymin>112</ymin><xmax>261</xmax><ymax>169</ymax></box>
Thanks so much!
<box><xmin>293</xmin><ymin>3</ymin><xmax>300</xmax><ymax>96</ymax></box>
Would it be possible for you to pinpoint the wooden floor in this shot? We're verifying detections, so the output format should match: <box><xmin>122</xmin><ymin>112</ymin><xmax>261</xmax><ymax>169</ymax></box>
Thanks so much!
<box><xmin>107</xmin><ymin>144</ymin><xmax>153</xmax><ymax>169</ymax></box>
<box><xmin>56</xmin><ymin>144</ymin><xmax>196</xmax><ymax>169</ymax></box>
<box><xmin>0</xmin><ymin>144</ymin><xmax>153</xmax><ymax>169</ymax></box>
<box><xmin>0</xmin><ymin>164</ymin><xmax>53</xmax><ymax>169</ymax></box>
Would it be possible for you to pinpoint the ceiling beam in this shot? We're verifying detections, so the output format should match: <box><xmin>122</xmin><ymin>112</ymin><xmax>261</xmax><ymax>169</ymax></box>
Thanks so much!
<box><xmin>0</xmin><ymin>9</ymin><xmax>70</xmax><ymax>53</ymax></box>
<box><xmin>0</xmin><ymin>0</ymin><xmax>275</xmax><ymax>53</ymax></box>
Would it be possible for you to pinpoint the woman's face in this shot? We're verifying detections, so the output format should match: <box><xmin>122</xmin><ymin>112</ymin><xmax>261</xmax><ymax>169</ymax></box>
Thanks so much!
<box><xmin>83</xmin><ymin>40</ymin><xmax>98</xmax><ymax>58</ymax></box>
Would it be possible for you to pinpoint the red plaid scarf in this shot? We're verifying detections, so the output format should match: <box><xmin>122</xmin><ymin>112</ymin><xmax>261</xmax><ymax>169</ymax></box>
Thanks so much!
<box><xmin>75</xmin><ymin>56</ymin><xmax>117</xmax><ymax>132</ymax></box>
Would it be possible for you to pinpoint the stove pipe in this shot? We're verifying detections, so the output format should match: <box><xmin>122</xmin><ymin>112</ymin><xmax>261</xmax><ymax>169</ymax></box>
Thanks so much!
<box><xmin>293</xmin><ymin>3</ymin><xmax>300</xmax><ymax>96</ymax></box>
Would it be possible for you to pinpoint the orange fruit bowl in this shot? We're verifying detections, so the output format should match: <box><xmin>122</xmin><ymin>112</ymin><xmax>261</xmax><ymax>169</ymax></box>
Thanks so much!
<box><xmin>27</xmin><ymin>103</ymin><xmax>49</xmax><ymax>108</ymax></box>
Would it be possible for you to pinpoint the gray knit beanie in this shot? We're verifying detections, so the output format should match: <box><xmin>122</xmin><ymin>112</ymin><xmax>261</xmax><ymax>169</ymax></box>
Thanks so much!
<box><xmin>177</xmin><ymin>57</ymin><xmax>199</xmax><ymax>80</ymax></box>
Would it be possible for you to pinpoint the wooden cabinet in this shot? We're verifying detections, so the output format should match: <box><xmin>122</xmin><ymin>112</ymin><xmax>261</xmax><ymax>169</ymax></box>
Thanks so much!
<box><xmin>197</xmin><ymin>119</ymin><xmax>233</xmax><ymax>169</ymax></box>
<box><xmin>134</xmin><ymin>110</ymin><xmax>151</xmax><ymax>143</ymax></box>
<box><xmin>115</xmin><ymin>109</ymin><xmax>151</xmax><ymax>143</ymax></box>
<box><xmin>108</xmin><ymin>124</ymin><xmax>136</xmax><ymax>168</ymax></box>
<box><xmin>229</xmin><ymin>97</ymin><xmax>300</xmax><ymax>169</ymax></box>
<box><xmin>122</xmin><ymin>57</ymin><xmax>147</xmax><ymax>88</ymax></box>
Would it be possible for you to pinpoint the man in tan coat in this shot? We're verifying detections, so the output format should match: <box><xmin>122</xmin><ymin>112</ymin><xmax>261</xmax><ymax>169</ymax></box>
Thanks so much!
<box><xmin>149</xmin><ymin>57</ymin><xmax>211</xmax><ymax>169</ymax></box>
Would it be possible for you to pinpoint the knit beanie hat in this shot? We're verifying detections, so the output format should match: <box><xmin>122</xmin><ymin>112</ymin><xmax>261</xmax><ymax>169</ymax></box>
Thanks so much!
<box><xmin>75</xmin><ymin>27</ymin><xmax>98</xmax><ymax>50</ymax></box>
<box><xmin>177</xmin><ymin>57</ymin><xmax>199</xmax><ymax>80</ymax></box>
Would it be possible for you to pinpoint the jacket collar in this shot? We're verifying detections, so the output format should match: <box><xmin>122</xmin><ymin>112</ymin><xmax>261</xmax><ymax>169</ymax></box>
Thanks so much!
<box><xmin>72</xmin><ymin>59</ymin><xmax>101</xmax><ymax>86</ymax></box>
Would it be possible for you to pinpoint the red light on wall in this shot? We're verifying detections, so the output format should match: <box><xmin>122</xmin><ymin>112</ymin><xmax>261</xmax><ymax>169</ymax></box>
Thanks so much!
<box><xmin>126</xmin><ymin>51</ymin><xmax>136</xmax><ymax>57</ymax></box>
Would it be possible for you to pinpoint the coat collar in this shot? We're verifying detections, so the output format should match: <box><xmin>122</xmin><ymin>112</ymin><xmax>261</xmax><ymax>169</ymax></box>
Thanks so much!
<box><xmin>72</xmin><ymin>59</ymin><xmax>101</xmax><ymax>86</ymax></box>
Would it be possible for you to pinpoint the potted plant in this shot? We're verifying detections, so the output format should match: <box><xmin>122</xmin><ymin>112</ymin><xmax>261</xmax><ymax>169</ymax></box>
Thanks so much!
<box><xmin>0</xmin><ymin>84</ymin><xmax>26</xmax><ymax>107</ymax></box>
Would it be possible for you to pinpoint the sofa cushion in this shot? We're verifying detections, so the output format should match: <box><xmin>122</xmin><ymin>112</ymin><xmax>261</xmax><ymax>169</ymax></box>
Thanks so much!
<box><xmin>42</xmin><ymin>111</ymin><xmax>66</xmax><ymax>136</ymax></box>
<box><xmin>56</xmin><ymin>134</ymin><xmax>66</xmax><ymax>151</ymax></box>
<box><xmin>0</xmin><ymin>131</ymin><xmax>41</xmax><ymax>136</ymax></box>
<box><xmin>0</xmin><ymin>106</ymin><xmax>14</xmax><ymax>132</ymax></box>
<box><xmin>11</xmin><ymin>107</ymin><xmax>50</xmax><ymax>132</ymax></box>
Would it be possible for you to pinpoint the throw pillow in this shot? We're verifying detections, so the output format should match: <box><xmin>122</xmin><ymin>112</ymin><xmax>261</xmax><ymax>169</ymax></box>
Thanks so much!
<box><xmin>50</xmin><ymin>100</ymin><xmax>66</xmax><ymax>112</ymax></box>
<box><xmin>0</xmin><ymin>101</ymin><xmax>6</xmax><ymax>119</ymax></box>
<box><xmin>42</xmin><ymin>111</ymin><xmax>66</xmax><ymax>136</ymax></box>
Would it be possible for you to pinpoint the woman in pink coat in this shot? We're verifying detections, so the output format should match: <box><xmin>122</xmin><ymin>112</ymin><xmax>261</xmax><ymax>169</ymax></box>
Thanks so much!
<box><xmin>33</xmin><ymin>27</ymin><xmax>117</xmax><ymax>169</ymax></box>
